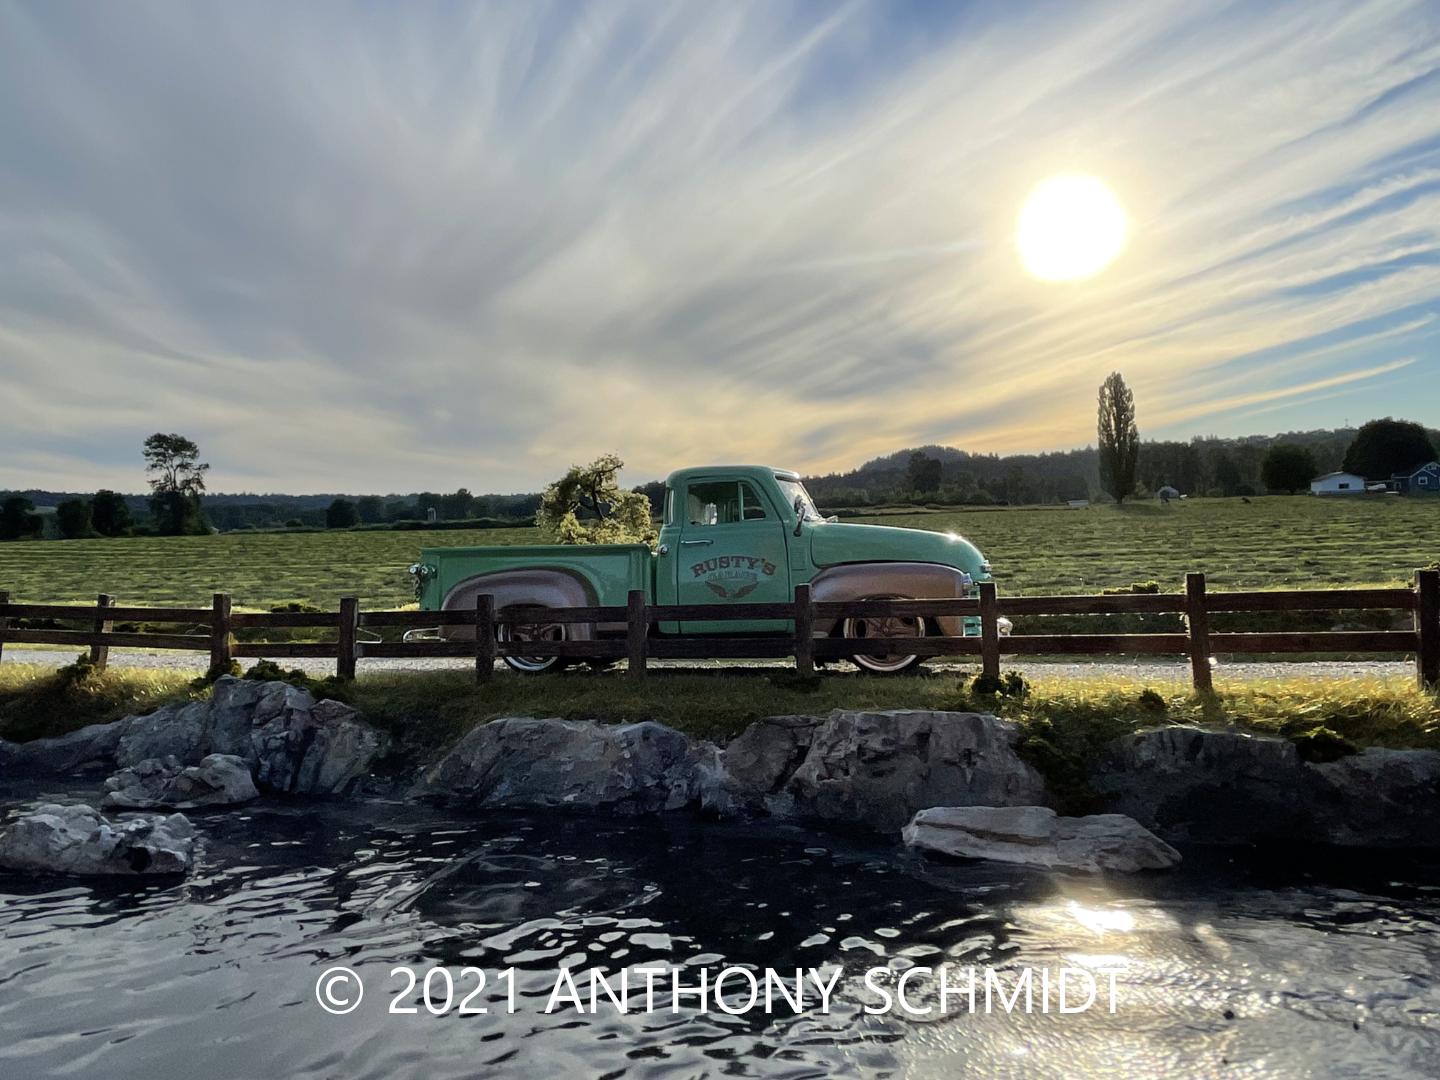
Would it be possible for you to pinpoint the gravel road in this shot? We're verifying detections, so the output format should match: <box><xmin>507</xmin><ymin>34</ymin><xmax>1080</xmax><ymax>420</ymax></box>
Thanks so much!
<box><xmin>0</xmin><ymin>647</ymin><xmax>1414</xmax><ymax>685</ymax></box>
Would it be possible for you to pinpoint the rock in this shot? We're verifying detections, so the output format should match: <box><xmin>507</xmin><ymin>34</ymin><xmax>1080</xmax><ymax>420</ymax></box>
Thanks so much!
<box><xmin>787</xmin><ymin>710</ymin><xmax>1047</xmax><ymax>831</ymax></box>
<box><xmin>722</xmin><ymin>715</ymin><xmax>820</xmax><ymax>791</ymax></box>
<box><xmin>1090</xmin><ymin>726</ymin><xmax>1309</xmax><ymax>844</ymax></box>
<box><xmin>698</xmin><ymin>715</ymin><xmax>822</xmax><ymax>818</ymax></box>
<box><xmin>416</xmin><ymin>717</ymin><xmax>700</xmax><ymax>814</ymax></box>
<box><xmin>1304</xmin><ymin>748</ymin><xmax>1440</xmax><ymax>847</ymax></box>
<box><xmin>1090</xmin><ymin>726</ymin><xmax>1440</xmax><ymax>847</ymax></box>
<box><xmin>0</xmin><ymin>803</ymin><xmax>194</xmax><ymax>875</ymax></box>
<box><xmin>0</xmin><ymin>677</ymin><xmax>389</xmax><ymax>796</ymax></box>
<box><xmin>102</xmin><ymin>754</ymin><xmax>259</xmax><ymax>810</ymax></box>
<box><xmin>0</xmin><ymin>722</ymin><xmax>126</xmax><ymax>776</ymax></box>
<box><xmin>903</xmin><ymin>805</ymin><xmax>1181</xmax><ymax>873</ymax></box>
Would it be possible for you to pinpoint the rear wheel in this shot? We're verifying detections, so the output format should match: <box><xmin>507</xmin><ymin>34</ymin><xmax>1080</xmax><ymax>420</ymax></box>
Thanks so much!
<box><xmin>498</xmin><ymin>616</ymin><xmax>568</xmax><ymax>674</ymax></box>
<box><xmin>841</xmin><ymin>599</ymin><xmax>926</xmax><ymax>674</ymax></box>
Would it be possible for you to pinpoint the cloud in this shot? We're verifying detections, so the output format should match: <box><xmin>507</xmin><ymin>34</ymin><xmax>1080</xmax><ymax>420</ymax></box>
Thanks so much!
<box><xmin>1</xmin><ymin>0</ymin><xmax>1438</xmax><ymax>493</ymax></box>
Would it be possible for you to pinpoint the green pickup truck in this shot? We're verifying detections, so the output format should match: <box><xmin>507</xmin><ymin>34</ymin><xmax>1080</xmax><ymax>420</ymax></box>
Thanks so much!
<box><xmin>408</xmin><ymin>465</ymin><xmax>994</xmax><ymax>674</ymax></box>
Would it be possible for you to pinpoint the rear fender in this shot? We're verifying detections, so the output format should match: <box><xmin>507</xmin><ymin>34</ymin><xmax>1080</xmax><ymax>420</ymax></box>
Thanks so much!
<box><xmin>440</xmin><ymin>569</ymin><xmax>597</xmax><ymax>641</ymax></box>
<box><xmin>809</xmin><ymin>562</ymin><xmax>973</xmax><ymax>636</ymax></box>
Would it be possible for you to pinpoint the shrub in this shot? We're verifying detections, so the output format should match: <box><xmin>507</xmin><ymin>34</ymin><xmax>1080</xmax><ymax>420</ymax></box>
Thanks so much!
<box><xmin>970</xmin><ymin>670</ymin><xmax>1030</xmax><ymax>699</ymax></box>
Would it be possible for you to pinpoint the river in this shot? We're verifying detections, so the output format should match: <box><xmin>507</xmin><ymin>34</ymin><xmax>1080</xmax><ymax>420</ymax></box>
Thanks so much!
<box><xmin>2</xmin><ymin>782</ymin><xmax>1438</xmax><ymax>1078</ymax></box>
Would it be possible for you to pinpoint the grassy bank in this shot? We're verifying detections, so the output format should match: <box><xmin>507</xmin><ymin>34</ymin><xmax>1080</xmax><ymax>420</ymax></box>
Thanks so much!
<box><xmin>4</xmin><ymin>661</ymin><xmax>1437</xmax><ymax>810</ymax></box>
<box><xmin>2</xmin><ymin>495</ymin><xmax>1436</xmax><ymax>609</ymax></box>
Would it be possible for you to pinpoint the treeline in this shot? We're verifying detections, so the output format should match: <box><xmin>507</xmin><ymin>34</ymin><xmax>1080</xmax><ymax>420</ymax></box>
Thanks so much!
<box><xmin>0</xmin><ymin>488</ymin><xmax>544</xmax><ymax>538</ymax></box>
<box><xmin>798</xmin><ymin>426</ymin><xmax>1425</xmax><ymax>507</ymax></box>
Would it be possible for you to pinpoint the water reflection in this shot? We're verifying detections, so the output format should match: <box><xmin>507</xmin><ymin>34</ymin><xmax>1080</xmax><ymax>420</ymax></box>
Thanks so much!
<box><xmin>2</xmin><ymin>790</ymin><xmax>1440</xmax><ymax>1079</ymax></box>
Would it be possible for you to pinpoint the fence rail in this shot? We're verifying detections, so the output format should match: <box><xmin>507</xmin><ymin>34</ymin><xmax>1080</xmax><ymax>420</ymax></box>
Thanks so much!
<box><xmin>1</xmin><ymin>570</ymin><xmax>1437</xmax><ymax>691</ymax></box>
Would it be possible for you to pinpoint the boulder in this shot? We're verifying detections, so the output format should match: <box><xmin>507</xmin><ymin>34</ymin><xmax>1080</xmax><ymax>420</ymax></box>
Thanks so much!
<box><xmin>1304</xmin><ymin>748</ymin><xmax>1440</xmax><ymax>847</ymax></box>
<box><xmin>103</xmin><ymin>754</ymin><xmax>259</xmax><ymax>810</ymax></box>
<box><xmin>787</xmin><ymin>710</ymin><xmax>1047</xmax><ymax>831</ymax></box>
<box><xmin>0</xmin><ymin>803</ymin><xmax>194</xmax><ymax>875</ymax></box>
<box><xmin>3</xmin><ymin>678</ymin><xmax>387</xmax><ymax>796</ymax></box>
<box><xmin>903</xmin><ymin>805</ymin><xmax>1181</xmax><ymax>873</ymax></box>
<box><xmin>416</xmin><ymin>717</ymin><xmax>700</xmax><ymax>814</ymax></box>
<box><xmin>0</xmin><ymin>722</ymin><xmax>126</xmax><ymax>775</ymax></box>
<box><xmin>1090</xmin><ymin>726</ymin><xmax>1310</xmax><ymax>844</ymax></box>
<box><xmin>699</xmin><ymin>715</ymin><xmax>822</xmax><ymax>817</ymax></box>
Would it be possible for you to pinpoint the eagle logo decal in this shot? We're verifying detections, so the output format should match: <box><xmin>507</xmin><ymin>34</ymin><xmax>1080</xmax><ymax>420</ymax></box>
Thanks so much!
<box><xmin>689</xmin><ymin>554</ymin><xmax>777</xmax><ymax>600</ymax></box>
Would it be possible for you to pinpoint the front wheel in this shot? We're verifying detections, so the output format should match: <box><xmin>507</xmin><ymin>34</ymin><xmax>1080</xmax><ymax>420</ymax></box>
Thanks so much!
<box><xmin>841</xmin><ymin>600</ymin><xmax>926</xmax><ymax>674</ymax></box>
<box><xmin>497</xmin><ymin>616</ymin><xmax>568</xmax><ymax>674</ymax></box>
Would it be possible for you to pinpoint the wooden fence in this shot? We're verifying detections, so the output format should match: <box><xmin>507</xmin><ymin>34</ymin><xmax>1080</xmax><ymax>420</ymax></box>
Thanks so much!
<box><xmin>1</xmin><ymin>570</ymin><xmax>1437</xmax><ymax>692</ymax></box>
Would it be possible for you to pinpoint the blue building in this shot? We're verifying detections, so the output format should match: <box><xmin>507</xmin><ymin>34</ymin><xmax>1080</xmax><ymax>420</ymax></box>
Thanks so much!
<box><xmin>1391</xmin><ymin>461</ymin><xmax>1440</xmax><ymax>494</ymax></box>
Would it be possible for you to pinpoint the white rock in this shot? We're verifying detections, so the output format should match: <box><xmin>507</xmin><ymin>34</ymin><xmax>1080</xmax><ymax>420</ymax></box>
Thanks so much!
<box><xmin>0</xmin><ymin>803</ymin><xmax>195</xmax><ymax>876</ymax></box>
<box><xmin>903</xmin><ymin>805</ymin><xmax>1181</xmax><ymax>873</ymax></box>
<box><xmin>103</xmin><ymin>754</ymin><xmax>259</xmax><ymax>810</ymax></box>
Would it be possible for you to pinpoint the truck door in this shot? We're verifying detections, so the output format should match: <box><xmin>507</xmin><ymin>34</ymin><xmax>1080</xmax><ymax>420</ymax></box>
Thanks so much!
<box><xmin>675</xmin><ymin>477</ymin><xmax>791</xmax><ymax>633</ymax></box>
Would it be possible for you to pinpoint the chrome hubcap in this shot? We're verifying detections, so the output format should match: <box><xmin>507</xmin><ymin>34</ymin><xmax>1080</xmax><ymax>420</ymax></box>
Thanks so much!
<box><xmin>499</xmin><ymin>619</ymin><xmax>565</xmax><ymax>672</ymax></box>
<box><xmin>842</xmin><ymin>607</ymin><xmax>925</xmax><ymax>673</ymax></box>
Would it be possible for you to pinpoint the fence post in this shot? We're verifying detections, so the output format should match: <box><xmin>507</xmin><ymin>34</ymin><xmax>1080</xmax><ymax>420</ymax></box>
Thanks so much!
<box><xmin>209</xmin><ymin>592</ymin><xmax>233</xmax><ymax>677</ymax></box>
<box><xmin>979</xmin><ymin>581</ymin><xmax>1001</xmax><ymax>682</ymax></box>
<box><xmin>1415</xmin><ymin>569</ymin><xmax>1440</xmax><ymax>690</ymax></box>
<box><xmin>475</xmin><ymin>593</ymin><xmax>496</xmax><ymax>683</ymax></box>
<box><xmin>0</xmin><ymin>589</ymin><xmax>8</xmax><ymax>666</ymax></box>
<box><xmin>337</xmin><ymin>596</ymin><xmax>359</xmax><ymax>680</ymax></box>
<box><xmin>793</xmin><ymin>583</ymin><xmax>814</xmax><ymax>677</ymax></box>
<box><xmin>627</xmin><ymin>589</ymin><xmax>648</xmax><ymax>682</ymax></box>
<box><xmin>89</xmin><ymin>593</ymin><xmax>115</xmax><ymax>671</ymax></box>
<box><xmin>1185</xmin><ymin>572</ymin><xmax>1213</xmax><ymax>693</ymax></box>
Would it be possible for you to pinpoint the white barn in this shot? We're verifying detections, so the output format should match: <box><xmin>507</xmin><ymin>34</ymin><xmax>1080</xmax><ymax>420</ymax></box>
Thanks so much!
<box><xmin>1310</xmin><ymin>471</ymin><xmax>1365</xmax><ymax>495</ymax></box>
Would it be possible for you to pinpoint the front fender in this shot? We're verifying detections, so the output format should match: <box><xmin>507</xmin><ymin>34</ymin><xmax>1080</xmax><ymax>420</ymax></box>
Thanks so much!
<box><xmin>440</xmin><ymin>569</ymin><xmax>598</xmax><ymax>641</ymax></box>
<box><xmin>808</xmin><ymin>562</ymin><xmax>973</xmax><ymax>636</ymax></box>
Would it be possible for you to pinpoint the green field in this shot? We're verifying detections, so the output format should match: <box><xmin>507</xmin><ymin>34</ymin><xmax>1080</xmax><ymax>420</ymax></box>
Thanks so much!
<box><xmin>0</xmin><ymin>495</ymin><xmax>1435</xmax><ymax>609</ymax></box>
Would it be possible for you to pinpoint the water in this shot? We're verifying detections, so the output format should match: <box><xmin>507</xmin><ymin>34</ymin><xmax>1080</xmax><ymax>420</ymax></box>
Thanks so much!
<box><xmin>3</xmin><ymin>783</ymin><xmax>1440</xmax><ymax>1079</ymax></box>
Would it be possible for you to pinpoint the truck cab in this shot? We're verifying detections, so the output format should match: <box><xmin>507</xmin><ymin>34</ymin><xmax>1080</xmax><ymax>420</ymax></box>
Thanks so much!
<box><xmin>411</xmin><ymin>464</ymin><xmax>993</xmax><ymax>674</ymax></box>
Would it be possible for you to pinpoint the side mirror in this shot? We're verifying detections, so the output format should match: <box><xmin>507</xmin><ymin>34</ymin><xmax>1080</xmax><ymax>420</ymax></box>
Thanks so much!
<box><xmin>793</xmin><ymin>495</ymin><xmax>806</xmax><ymax>536</ymax></box>
<box><xmin>703</xmin><ymin>502</ymin><xmax>718</xmax><ymax>526</ymax></box>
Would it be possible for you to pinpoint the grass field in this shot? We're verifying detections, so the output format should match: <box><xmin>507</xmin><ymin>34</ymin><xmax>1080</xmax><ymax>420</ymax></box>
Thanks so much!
<box><xmin>0</xmin><ymin>495</ymin><xmax>1435</xmax><ymax>608</ymax></box>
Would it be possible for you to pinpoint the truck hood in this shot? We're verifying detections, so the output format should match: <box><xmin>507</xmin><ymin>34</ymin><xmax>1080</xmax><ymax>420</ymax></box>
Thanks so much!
<box><xmin>808</xmin><ymin>521</ymin><xmax>988</xmax><ymax>577</ymax></box>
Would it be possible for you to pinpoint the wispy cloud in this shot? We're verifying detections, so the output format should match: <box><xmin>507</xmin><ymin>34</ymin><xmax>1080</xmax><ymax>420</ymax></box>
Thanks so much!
<box><xmin>1</xmin><ymin>0</ymin><xmax>1437</xmax><ymax>492</ymax></box>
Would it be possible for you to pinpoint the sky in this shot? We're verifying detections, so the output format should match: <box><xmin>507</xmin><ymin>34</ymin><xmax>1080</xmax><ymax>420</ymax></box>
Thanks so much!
<box><xmin>2</xmin><ymin>0</ymin><xmax>1439</xmax><ymax>495</ymax></box>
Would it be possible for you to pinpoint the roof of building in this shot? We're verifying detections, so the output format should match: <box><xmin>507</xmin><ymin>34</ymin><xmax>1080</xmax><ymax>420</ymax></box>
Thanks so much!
<box><xmin>1390</xmin><ymin>461</ymin><xmax>1440</xmax><ymax>479</ymax></box>
<box><xmin>1311</xmin><ymin>471</ymin><xmax>1364</xmax><ymax>481</ymax></box>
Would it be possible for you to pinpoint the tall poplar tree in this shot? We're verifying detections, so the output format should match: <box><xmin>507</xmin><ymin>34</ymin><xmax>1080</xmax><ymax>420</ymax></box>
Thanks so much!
<box><xmin>1097</xmin><ymin>372</ymin><xmax>1140</xmax><ymax>504</ymax></box>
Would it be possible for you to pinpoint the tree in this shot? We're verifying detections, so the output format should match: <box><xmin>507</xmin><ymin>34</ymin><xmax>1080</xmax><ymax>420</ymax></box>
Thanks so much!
<box><xmin>143</xmin><ymin>433</ymin><xmax>209</xmax><ymax>535</ymax></box>
<box><xmin>55</xmin><ymin>498</ymin><xmax>94</xmax><ymax>539</ymax></box>
<box><xmin>1342</xmin><ymin>418</ymin><xmax>1437</xmax><ymax>480</ymax></box>
<box><xmin>325</xmin><ymin>498</ymin><xmax>360</xmax><ymax>529</ymax></box>
<box><xmin>440</xmin><ymin>489</ymin><xmax>474</xmax><ymax>520</ymax></box>
<box><xmin>0</xmin><ymin>496</ymin><xmax>43</xmax><ymax>540</ymax></box>
<box><xmin>356</xmin><ymin>495</ymin><xmax>385</xmax><ymax>524</ymax></box>
<box><xmin>537</xmin><ymin>453</ymin><xmax>656</xmax><ymax>546</ymax></box>
<box><xmin>1261</xmin><ymin>444</ymin><xmax>1317</xmax><ymax>494</ymax></box>
<box><xmin>91</xmin><ymin>490</ymin><xmax>132</xmax><ymax>536</ymax></box>
<box><xmin>905</xmin><ymin>452</ymin><xmax>942</xmax><ymax>497</ymax></box>
<box><xmin>1212</xmin><ymin>453</ymin><xmax>1242</xmax><ymax>497</ymax></box>
<box><xmin>1097</xmin><ymin>372</ymin><xmax>1140</xmax><ymax>504</ymax></box>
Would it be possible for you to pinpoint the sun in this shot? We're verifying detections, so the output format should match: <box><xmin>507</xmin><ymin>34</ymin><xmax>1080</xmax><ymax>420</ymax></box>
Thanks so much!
<box><xmin>1017</xmin><ymin>173</ymin><xmax>1127</xmax><ymax>282</ymax></box>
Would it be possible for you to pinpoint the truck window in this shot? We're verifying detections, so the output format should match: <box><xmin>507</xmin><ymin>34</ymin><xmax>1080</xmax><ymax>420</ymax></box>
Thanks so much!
<box><xmin>739</xmin><ymin>481</ymin><xmax>768</xmax><ymax>520</ymax></box>
<box><xmin>663</xmin><ymin>487</ymin><xmax>675</xmax><ymax>525</ymax></box>
<box><xmin>686</xmin><ymin>480</ymin><xmax>769</xmax><ymax>525</ymax></box>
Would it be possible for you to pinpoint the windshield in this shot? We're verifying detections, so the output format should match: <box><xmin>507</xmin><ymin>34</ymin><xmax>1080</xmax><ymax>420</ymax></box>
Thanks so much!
<box><xmin>775</xmin><ymin>477</ymin><xmax>822</xmax><ymax>522</ymax></box>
